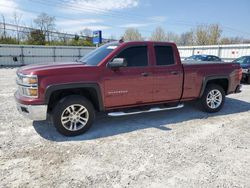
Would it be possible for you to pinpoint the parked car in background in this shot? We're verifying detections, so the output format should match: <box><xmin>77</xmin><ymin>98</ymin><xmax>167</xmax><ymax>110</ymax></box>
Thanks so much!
<box><xmin>233</xmin><ymin>56</ymin><xmax>250</xmax><ymax>84</ymax></box>
<box><xmin>184</xmin><ymin>55</ymin><xmax>222</xmax><ymax>62</ymax></box>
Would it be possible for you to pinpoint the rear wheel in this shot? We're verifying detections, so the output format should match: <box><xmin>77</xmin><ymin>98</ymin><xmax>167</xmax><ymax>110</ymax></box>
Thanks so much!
<box><xmin>52</xmin><ymin>95</ymin><xmax>95</xmax><ymax>136</ymax></box>
<box><xmin>200</xmin><ymin>84</ymin><xmax>225</xmax><ymax>113</ymax></box>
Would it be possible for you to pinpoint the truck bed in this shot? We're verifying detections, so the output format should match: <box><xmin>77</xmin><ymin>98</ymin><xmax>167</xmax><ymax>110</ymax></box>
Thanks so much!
<box><xmin>181</xmin><ymin>61</ymin><xmax>241</xmax><ymax>100</ymax></box>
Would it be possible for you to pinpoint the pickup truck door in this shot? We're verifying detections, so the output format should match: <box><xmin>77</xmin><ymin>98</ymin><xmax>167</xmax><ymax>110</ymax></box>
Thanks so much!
<box><xmin>152</xmin><ymin>45</ymin><xmax>183</xmax><ymax>102</ymax></box>
<box><xmin>103</xmin><ymin>45</ymin><xmax>153</xmax><ymax>108</ymax></box>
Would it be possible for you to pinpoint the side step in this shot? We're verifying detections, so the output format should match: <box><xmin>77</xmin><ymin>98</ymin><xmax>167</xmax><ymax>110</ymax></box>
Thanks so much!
<box><xmin>108</xmin><ymin>104</ymin><xmax>184</xmax><ymax>117</ymax></box>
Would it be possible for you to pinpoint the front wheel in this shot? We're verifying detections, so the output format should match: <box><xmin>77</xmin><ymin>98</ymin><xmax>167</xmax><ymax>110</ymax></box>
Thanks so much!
<box><xmin>52</xmin><ymin>95</ymin><xmax>95</xmax><ymax>136</ymax></box>
<box><xmin>200</xmin><ymin>84</ymin><xmax>225</xmax><ymax>113</ymax></box>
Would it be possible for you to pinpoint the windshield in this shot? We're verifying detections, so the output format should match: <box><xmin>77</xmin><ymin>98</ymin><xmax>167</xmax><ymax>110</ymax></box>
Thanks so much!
<box><xmin>234</xmin><ymin>56</ymin><xmax>250</xmax><ymax>64</ymax></box>
<box><xmin>79</xmin><ymin>43</ymin><xmax>119</xmax><ymax>66</ymax></box>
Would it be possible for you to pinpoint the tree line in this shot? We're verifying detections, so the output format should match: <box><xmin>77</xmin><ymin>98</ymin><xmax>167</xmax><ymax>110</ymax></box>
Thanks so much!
<box><xmin>0</xmin><ymin>13</ymin><xmax>98</xmax><ymax>46</ymax></box>
<box><xmin>1</xmin><ymin>12</ymin><xmax>250</xmax><ymax>46</ymax></box>
<box><xmin>124</xmin><ymin>25</ymin><xmax>250</xmax><ymax>45</ymax></box>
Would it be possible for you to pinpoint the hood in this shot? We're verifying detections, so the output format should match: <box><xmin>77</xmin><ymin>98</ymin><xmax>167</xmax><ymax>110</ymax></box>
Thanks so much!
<box><xmin>17</xmin><ymin>61</ymin><xmax>89</xmax><ymax>75</ymax></box>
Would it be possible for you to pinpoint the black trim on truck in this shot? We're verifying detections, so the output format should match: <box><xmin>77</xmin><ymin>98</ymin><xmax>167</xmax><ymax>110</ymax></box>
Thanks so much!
<box><xmin>199</xmin><ymin>75</ymin><xmax>230</xmax><ymax>98</ymax></box>
<box><xmin>44</xmin><ymin>83</ymin><xmax>104</xmax><ymax>111</ymax></box>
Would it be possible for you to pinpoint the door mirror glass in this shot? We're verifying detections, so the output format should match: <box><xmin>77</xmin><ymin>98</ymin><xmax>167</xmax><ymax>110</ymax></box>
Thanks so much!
<box><xmin>108</xmin><ymin>58</ymin><xmax>127</xmax><ymax>68</ymax></box>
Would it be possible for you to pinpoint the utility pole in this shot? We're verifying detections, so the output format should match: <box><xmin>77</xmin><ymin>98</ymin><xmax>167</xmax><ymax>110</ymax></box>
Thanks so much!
<box><xmin>1</xmin><ymin>15</ymin><xmax>6</xmax><ymax>38</ymax></box>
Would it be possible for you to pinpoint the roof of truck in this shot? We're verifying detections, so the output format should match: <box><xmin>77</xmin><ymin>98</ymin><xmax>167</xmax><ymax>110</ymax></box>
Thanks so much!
<box><xmin>120</xmin><ymin>40</ymin><xmax>176</xmax><ymax>44</ymax></box>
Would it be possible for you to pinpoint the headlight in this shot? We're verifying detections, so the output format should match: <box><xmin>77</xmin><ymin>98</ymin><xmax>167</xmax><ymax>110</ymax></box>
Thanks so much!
<box><xmin>17</xmin><ymin>74</ymin><xmax>38</xmax><ymax>85</ymax></box>
<box><xmin>22</xmin><ymin>77</ymin><xmax>38</xmax><ymax>85</ymax></box>
<box><xmin>16</xmin><ymin>73</ymin><xmax>38</xmax><ymax>98</ymax></box>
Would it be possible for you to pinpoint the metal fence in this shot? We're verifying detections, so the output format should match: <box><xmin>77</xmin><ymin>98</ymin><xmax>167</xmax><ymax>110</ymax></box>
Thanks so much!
<box><xmin>1</xmin><ymin>43</ymin><xmax>250</xmax><ymax>66</ymax></box>
<box><xmin>0</xmin><ymin>44</ymin><xmax>95</xmax><ymax>66</ymax></box>
<box><xmin>178</xmin><ymin>44</ymin><xmax>250</xmax><ymax>62</ymax></box>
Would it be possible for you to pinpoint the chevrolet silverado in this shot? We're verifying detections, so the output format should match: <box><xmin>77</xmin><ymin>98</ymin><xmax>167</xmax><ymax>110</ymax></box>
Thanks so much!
<box><xmin>15</xmin><ymin>41</ymin><xmax>242</xmax><ymax>136</ymax></box>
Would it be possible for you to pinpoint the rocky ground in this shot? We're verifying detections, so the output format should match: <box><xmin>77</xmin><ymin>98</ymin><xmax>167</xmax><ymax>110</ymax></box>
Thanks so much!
<box><xmin>0</xmin><ymin>68</ymin><xmax>250</xmax><ymax>187</ymax></box>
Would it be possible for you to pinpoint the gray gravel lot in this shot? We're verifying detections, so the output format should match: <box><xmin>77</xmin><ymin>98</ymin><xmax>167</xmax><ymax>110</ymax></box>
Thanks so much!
<box><xmin>0</xmin><ymin>68</ymin><xmax>250</xmax><ymax>187</ymax></box>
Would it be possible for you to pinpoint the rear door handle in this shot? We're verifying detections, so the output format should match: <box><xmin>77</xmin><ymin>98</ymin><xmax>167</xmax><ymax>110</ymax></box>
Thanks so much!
<box><xmin>170</xmin><ymin>71</ymin><xmax>179</xmax><ymax>75</ymax></box>
<box><xmin>141</xmin><ymin>72</ymin><xmax>150</xmax><ymax>77</ymax></box>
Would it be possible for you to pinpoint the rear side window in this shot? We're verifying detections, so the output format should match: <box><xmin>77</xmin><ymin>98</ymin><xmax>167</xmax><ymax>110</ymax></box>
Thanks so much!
<box><xmin>207</xmin><ymin>56</ymin><xmax>221</xmax><ymax>61</ymax></box>
<box><xmin>206</xmin><ymin>56</ymin><xmax>212</xmax><ymax>61</ymax></box>
<box><xmin>154</xmin><ymin>46</ymin><xmax>175</xmax><ymax>66</ymax></box>
<box><xmin>117</xmin><ymin>46</ymin><xmax>148</xmax><ymax>67</ymax></box>
<box><xmin>213</xmin><ymin>56</ymin><xmax>221</xmax><ymax>61</ymax></box>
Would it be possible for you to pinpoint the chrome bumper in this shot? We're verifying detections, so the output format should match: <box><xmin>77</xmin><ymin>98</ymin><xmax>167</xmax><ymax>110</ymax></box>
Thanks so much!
<box><xmin>16</xmin><ymin>102</ymin><xmax>47</xmax><ymax>121</ymax></box>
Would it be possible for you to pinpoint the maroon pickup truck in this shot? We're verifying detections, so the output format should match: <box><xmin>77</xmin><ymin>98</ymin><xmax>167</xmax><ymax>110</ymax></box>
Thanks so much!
<box><xmin>15</xmin><ymin>41</ymin><xmax>242</xmax><ymax>136</ymax></box>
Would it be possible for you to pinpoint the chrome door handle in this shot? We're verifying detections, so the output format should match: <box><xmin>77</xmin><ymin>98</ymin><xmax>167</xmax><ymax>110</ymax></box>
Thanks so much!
<box><xmin>141</xmin><ymin>72</ymin><xmax>150</xmax><ymax>77</ymax></box>
<box><xmin>170</xmin><ymin>71</ymin><xmax>179</xmax><ymax>75</ymax></box>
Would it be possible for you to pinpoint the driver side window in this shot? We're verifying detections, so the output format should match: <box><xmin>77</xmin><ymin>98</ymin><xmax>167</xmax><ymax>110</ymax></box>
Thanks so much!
<box><xmin>116</xmin><ymin>46</ymin><xmax>148</xmax><ymax>67</ymax></box>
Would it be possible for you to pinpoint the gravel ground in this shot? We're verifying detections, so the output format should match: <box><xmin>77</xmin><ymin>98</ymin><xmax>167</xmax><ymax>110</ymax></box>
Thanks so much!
<box><xmin>0</xmin><ymin>68</ymin><xmax>250</xmax><ymax>188</ymax></box>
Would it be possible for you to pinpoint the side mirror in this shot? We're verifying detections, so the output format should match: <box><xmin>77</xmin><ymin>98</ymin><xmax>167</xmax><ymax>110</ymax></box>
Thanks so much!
<box><xmin>108</xmin><ymin>58</ymin><xmax>127</xmax><ymax>68</ymax></box>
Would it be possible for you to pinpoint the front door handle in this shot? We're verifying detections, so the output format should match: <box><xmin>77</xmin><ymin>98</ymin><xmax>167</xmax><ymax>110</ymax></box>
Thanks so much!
<box><xmin>141</xmin><ymin>72</ymin><xmax>150</xmax><ymax>77</ymax></box>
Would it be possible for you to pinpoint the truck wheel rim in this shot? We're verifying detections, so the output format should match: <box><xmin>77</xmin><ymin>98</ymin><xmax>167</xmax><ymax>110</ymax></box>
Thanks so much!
<box><xmin>206</xmin><ymin>89</ymin><xmax>222</xmax><ymax>109</ymax></box>
<box><xmin>61</xmin><ymin>104</ymin><xmax>89</xmax><ymax>131</ymax></box>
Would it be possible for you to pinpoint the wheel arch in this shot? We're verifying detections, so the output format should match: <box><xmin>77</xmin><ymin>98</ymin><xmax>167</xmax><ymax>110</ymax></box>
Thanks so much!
<box><xmin>44</xmin><ymin>83</ymin><xmax>104</xmax><ymax>112</ymax></box>
<box><xmin>199</xmin><ymin>76</ymin><xmax>230</xmax><ymax>98</ymax></box>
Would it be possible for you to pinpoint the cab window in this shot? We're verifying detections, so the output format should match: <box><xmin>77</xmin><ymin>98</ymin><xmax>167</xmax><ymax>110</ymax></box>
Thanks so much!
<box><xmin>116</xmin><ymin>46</ymin><xmax>148</xmax><ymax>67</ymax></box>
<box><xmin>154</xmin><ymin>46</ymin><xmax>175</xmax><ymax>66</ymax></box>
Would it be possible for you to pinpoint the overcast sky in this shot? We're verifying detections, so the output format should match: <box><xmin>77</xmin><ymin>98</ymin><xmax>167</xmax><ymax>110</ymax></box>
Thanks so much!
<box><xmin>0</xmin><ymin>0</ymin><xmax>250</xmax><ymax>39</ymax></box>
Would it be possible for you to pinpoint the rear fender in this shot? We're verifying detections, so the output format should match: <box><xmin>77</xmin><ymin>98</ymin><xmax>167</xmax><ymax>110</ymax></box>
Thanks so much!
<box><xmin>199</xmin><ymin>76</ymin><xmax>229</xmax><ymax>98</ymax></box>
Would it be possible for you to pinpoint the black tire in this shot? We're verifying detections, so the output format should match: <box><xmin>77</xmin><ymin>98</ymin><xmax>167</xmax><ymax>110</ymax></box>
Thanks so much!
<box><xmin>200</xmin><ymin>84</ymin><xmax>225</xmax><ymax>113</ymax></box>
<box><xmin>52</xmin><ymin>95</ymin><xmax>95</xmax><ymax>136</ymax></box>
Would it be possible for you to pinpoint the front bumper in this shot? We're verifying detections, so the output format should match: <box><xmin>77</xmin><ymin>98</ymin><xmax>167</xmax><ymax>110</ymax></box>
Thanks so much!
<box><xmin>16</xmin><ymin>102</ymin><xmax>48</xmax><ymax>121</ymax></box>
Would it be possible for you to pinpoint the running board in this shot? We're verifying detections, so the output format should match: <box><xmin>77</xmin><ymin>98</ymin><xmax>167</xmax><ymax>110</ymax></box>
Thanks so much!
<box><xmin>108</xmin><ymin>104</ymin><xmax>184</xmax><ymax>117</ymax></box>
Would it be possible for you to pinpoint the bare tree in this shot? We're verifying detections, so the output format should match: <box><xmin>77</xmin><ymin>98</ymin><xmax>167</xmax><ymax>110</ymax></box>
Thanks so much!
<box><xmin>1</xmin><ymin>14</ymin><xmax>6</xmax><ymax>38</ymax></box>
<box><xmin>220</xmin><ymin>37</ymin><xmax>231</xmax><ymax>45</ymax></box>
<box><xmin>231</xmin><ymin>37</ymin><xmax>244</xmax><ymax>44</ymax></box>
<box><xmin>193</xmin><ymin>24</ymin><xmax>222</xmax><ymax>45</ymax></box>
<box><xmin>220</xmin><ymin>37</ymin><xmax>244</xmax><ymax>45</ymax></box>
<box><xmin>34</xmin><ymin>13</ymin><xmax>56</xmax><ymax>43</ymax></box>
<box><xmin>208</xmin><ymin>24</ymin><xmax>222</xmax><ymax>45</ymax></box>
<box><xmin>150</xmin><ymin>26</ymin><xmax>167</xmax><ymax>41</ymax></box>
<box><xmin>123</xmin><ymin>28</ymin><xmax>143</xmax><ymax>41</ymax></box>
<box><xmin>80</xmin><ymin>28</ymin><xmax>92</xmax><ymax>37</ymax></box>
<box><xmin>195</xmin><ymin>25</ymin><xmax>209</xmax><ymax>45</ymax></box>
<box><xmin>166</xmin><ymin>32</ymin><xmax>180</xmax><ymax>43</ymax></box>
<box><xmin>13</xmin><ymin>12</ymin><xmax>22</xmax><ymax>43</ymax></box>
<box><xmin>20</xmin><ymin>24</ymin><xmax>30</xmax><ymax>42</ymax></box>
<box><xmin>242</xmin><ymin>39</ymin><xmax>250</xmax><ymax>44</ymax></box>
<box><xmin>179</xmin><ymin>31</ymin><xmax>194</xmax><ymax>46</ymax></box>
